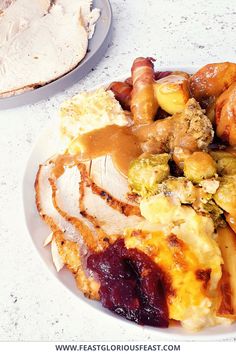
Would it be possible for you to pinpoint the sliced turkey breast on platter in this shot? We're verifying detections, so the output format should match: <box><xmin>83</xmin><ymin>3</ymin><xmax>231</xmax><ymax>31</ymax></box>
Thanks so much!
<box><xmin>0</xmin><ymin>0</ymin><xmax>16</xmax><ymax>12</ymax></box>
<box><xmin>0</xmin><ymin>0</ymin><xmax>52</xmax><ymax>44</ymax></box>
<box><xmin>0</xmin><ymin>0</ymin><xmax>99</xmax><ymax>97</ymax></box>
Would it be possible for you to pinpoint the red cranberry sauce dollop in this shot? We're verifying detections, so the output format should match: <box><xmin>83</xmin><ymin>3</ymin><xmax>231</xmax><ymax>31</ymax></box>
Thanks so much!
<box><xmin>87</xmin><ymin>239</ymin><xmax>169</xmax><ymax>327</ymax></box>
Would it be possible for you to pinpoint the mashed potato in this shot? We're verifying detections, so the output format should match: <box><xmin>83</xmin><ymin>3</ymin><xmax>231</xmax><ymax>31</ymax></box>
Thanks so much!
<box><xmin>60</xmin><ymin>88</ymin><xmax>129</xmax><ymax>151</ymax></box>
<box><xmin>124</xmin><ymin>194</ymin><xmax>229</xmax><ymax>331</ymax></box>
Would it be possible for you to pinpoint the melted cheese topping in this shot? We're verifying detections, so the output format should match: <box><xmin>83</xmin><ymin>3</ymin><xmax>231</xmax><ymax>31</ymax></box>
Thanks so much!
<box><xmin>124</xmin><ymin>195</ymin><xmax>225</xmax><ymax>331</ymax></box>
<box><xmin>125</xmin><ymin>228</ymin><xmax>209</xmax><ymax>320</ymax></box>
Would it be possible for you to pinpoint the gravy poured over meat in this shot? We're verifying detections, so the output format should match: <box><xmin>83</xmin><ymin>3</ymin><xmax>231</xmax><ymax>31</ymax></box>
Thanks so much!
<box><xmin>74</xmin><ymin>125</ymin><xmax>142</xmax><ymax>177</ymax></box>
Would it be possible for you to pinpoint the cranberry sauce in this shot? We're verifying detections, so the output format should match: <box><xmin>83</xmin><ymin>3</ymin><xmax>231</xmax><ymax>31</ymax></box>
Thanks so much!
<box><xmin>87</xmin><ymin>239</ymin><xmax>169</xmax><ymax>327</ymax></box>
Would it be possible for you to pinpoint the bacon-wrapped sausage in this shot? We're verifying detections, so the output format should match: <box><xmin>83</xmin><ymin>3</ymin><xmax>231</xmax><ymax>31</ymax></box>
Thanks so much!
<box><xmin>125</xmin><ymin>77</ymin><xmax>133</xmax><ymax>86</ymax></box>
<box><xmin>108</xmin><ymin>81</ymin><xmax>132</xmax><ymax>110</ymax></box>
<box><xmin>131</xmin><ymin>57</ymin><xmax>158</xmax><ymax>125</ymax></box>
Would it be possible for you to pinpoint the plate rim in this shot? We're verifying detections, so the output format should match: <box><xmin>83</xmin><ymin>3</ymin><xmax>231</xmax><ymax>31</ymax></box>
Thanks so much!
<box><xmin>22</xmin><ymin>67</ymin><xmax>236</xmax><ymax>340</ymax></box>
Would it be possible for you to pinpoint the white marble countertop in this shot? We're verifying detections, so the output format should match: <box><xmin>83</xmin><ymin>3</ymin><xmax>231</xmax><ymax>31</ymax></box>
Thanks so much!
<box><xmin>1</xmin><ymin>0</ymin><xmax>236</xmax><ymax>341</ymax></box>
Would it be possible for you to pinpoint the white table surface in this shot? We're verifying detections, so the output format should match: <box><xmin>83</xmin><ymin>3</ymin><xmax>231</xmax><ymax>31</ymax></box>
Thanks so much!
<box><xmin>1</xmin><ymin>0</ymin><xmax>236</xmax><ymax>342</ymax></box>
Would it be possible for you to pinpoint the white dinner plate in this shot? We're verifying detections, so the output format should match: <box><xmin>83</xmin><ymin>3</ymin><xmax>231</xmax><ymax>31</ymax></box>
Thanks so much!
<box><xmin>22</xmin><ymin>68</ymin><xmax>236</xmax><ymax>340</ymax></box>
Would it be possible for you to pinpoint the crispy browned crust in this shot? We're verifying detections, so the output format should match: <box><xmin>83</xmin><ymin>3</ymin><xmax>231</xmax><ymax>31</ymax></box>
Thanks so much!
<box><xmin>190</xmin><ymin>62</ymin><xmax>236</xmax><ymax>102</ymax></box>
<box><xmin>34</xmin><ymin>164</ymin><xmax>58</xmax><ymax>231</ymax></box>
<box><xmin>77</xmin><ymin>163</ymin><xmax>121</xmax><ymax>248</ymax></box>
<box><xmin>77</xmin><ymin>163</ymin><xmax>141</xmax><ymax>217</ymax></box>
<box><xmin>217</xmin><ymin>266</ymin><xmax>235</xmax><ymax>318</ymax></box>
<box><xmin>49</xmin><ymin>176</ymin><xmax>103</xmax><ymax>252</ymax></box>
<box><xmin>195</xmin><ymin>269</ymin><xmax>211</xmax><ymax>290</ymax></box>
<box><xmin>34</xmin><ymin>162</ymin><xmax>100</xmax><ymax>300</ymax></box>
<box><xmin>215</xmin><ymin>82</ymin><xmax>236</xmax><ymax>146</ymax></box>
<box><xmin>216</xmin><ymin>227</ymin><xmax>236</xmax><ymax>319</ymax></box>
<box><xmin>54</xmin><ymin>231</ymin><xmax>100</xmax><ymax>300</ymax></box>
<box><xmin>0</xmin><ymin>83</ymin><xmax>38</xmax><ymax>98</ymax></box>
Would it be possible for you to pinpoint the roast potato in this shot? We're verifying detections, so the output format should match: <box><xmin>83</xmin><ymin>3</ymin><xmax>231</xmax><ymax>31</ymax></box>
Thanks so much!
<box><xmin>190</xmin><ymin>62</ymin><xmax>236</xmax><ymax>102</ymax></box>
<box><xmin>154</xmin><ymin>74</ymin><xmax>190</xmax><ymax>115</ymax></box>
<box><xmin>213</xmin><ymin>176</ymin><xmax>236</xmax><ymax>215</ymax></box>
<box><xmin>225</xmin><ymin>213</ymin><xmax>236</xmax><ymax>234</ymax></box>
<box><xmin>205</xmin><ymin>98</ymin><xmax>216</xmax><ymax>124</ymax></box>
<box><xmin>215</xmin><ymin>82</ymin><xmax>236</xmax><ymax>146</ymax></box>
<box><xmin>216</xmin><ymin>226</ymin><xmax>236</xmax><ymax>318</ymax></box>
<box><xmin>210</xmin><ymin>151</ymin><xmax>236</xmax><ymax>176</ymax></box>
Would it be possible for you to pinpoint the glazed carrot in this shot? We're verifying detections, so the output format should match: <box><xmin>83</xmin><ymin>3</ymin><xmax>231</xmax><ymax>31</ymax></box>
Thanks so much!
<box><xmin>108</xmin><ymin>81</ymin><xmax>132</xmax><ymax>110</ymax></box>
<box><xmin>131</xmin><ymin>57</ymin><xmax>158</xmax><ymax>124</ymax></box>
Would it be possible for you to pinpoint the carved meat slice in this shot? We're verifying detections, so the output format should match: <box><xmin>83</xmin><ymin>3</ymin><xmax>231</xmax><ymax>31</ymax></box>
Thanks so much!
<box><xmin>83</xmin><ymin>157</ymin><xmax>140</xmax><ymax>214</ymax></box>
<box><xmin>35</xmin><ymin>161</ymin><xmax>100</xmax><ymax>299</ymax></box>
<box><xmin>0</xmin><ymin>0</ymin><xmax>52</xmax><ymax>44</ymax></box>
<box><xmin>56</xmin><ymin>0</ymin><xmax>100</xmax><ymax>36</ymax></box>
<box><xmin>35</xmin><ymin>163</ymin><xmax>80</xmax><ymax>242</ymax></box>
<box><xmin>35</xmin><ymin>162</ymin><xmax>99</xmax><ymax>250</ymax></box>
<box><xmin>0</xmin><ymin>0</ymin><xmax>99</xmax><ymax>96</ymax></box>
<box><xmin>50</xmin><ymin>161</ymin><xmax>142</xmax><ymax>246</ymax></box>
<box><xmin>0</xmin><ymin>0</ymin><xmax>16</xmax><ymax>12</ymax></box>
<box><xmin>53</xmin><ymin>231</ymin><xmax>100</xmax><ymax>300</ymax></box>
<box><xmin>50</xmin><ymin>164</ymin><xmax>107</xmax><ymax>251</ymax></box>
<box><xmin>89</xmin><ymin>156</ymin><xmax>133</xmax><ymax>204</ymax></box>
<box><xmin>81</xmin><ymin>175</ymin><xmax>143</xmax><ymax>235</ymax></box>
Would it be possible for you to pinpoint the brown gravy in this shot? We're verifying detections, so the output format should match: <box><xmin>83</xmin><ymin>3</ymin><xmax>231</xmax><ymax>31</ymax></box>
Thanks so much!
<box><xmin>74</xmin><ymin>125</ymin><xmax>142</xmax><ymax>177</ymax></box>
<box><xmin>51</xmin><ymin>154</ymin><xmax>75</xmax><ymax>179</ymax></box>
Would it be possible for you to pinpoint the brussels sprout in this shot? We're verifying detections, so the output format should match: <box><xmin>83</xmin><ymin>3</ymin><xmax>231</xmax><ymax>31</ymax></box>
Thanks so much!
<box><xmin>217</xmin><ymin>157</ymin><xmax>236</xmax><ymax>176</ymax></box>
<box><xmin>184</xmin><ymin>152</ymin><xmax>217</xmax><ymax>183</ymax></box>
<box><xmin>210</xmin><ymin>151</ymin><xmax>233</xmax><ymax>160</ymax></box>
<box><xmin>210</xmin><ymin>151</ymin><xmax>236</xmax><ymax>176</ymax></box>
<box><xmin>213</xmin><ymin>176</ymin><xmax>236</xmax><ymax>215</ymax></box>
<box><xmin>158</xmin><ymin>177</ymin><xmax>197</xmax><ymax>204</ymax></box>
<box><xmin>128</xmin><ymin>153</ymin><xmax>170</xmax><ymax>197</ymax></box>
<box><xmin>200</xmin><ymin>200</ymin><xmax>225</xmax><ymax>229</ymax></box>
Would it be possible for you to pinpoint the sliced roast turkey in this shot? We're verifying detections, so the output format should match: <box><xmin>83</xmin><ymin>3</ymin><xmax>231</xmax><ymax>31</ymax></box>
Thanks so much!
<box><xmin>0</xmin><ymin>0</ymin><xmax>99</xmax><ymax>96</ymax></box>
<box><xmin>35</xmin><ymin>156</ymin><xmax>143</xmax><ymax>247</ymax></box>
<box><xmin>81</xmin><ymin>179</ymin><xmax>143</xmax><ymax>235</ymax></box>
<box><xmin>35</xmin><ymin>161</ymin><xmax>99</xmax><ymax>249</ymax></box>
<box><xmin>89</xmin><ymin>156</ymin><xmax>134</xmax><ymax>204</ymax></box>
<box><xmin>0</xmin><ymin>0</ymin><xmax>52</xmax><ymax>45</ymax></box>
